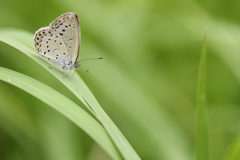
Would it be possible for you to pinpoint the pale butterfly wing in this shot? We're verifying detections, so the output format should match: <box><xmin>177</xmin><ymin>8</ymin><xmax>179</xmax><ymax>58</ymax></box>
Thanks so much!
<box><xmin>34</xmin><ymin>12</ymin><xmax>80</xmax><ymax>70</ymax></box>
<box><xmin>34</xmin><ymin>12</ymin><xmax>102</xmax><ymax>73</ymax></box>
<box><xmin>34</xmin><ymin>27</ymin><xmax>71</xmax><ymax>69</ymax></box>
<box><xmin>49</xmin><ymin>12</ymin><xmax>80</xmax><ymax>63</ymax></box>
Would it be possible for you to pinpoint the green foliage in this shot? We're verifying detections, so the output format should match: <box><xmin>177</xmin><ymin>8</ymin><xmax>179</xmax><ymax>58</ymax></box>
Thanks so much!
<box><xmin>0</xmin><ymin>0</ymin><xmax>240</xmax><ymax>160</ymax></box>
<box><xmin>196</xmin><ymin>29</ymin><xmax>208</xmax><ymax>160</ymax></box>
<box><xmin>0</xmin><ymin>29</ymin><xmax>137</xmax><ymax>160</ymax></box>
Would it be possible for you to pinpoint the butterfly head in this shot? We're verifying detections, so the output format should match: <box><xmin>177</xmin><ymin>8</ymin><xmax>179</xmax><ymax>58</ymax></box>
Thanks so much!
<box><xmin>73</xmin><ymin>62</ymin><xmax>81</xmax><ymax>69</ymax></box>
<box><xmin>73</xmin><ymin>57</ymin><xmax>103</xmax><ymax>72</ymax></box>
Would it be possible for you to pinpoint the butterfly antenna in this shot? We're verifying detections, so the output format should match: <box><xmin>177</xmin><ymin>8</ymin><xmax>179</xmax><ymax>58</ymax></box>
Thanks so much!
<box><xmin>77</xmin><ymin>57</ymin><xmax>103</xmax><ymax>63</ymax></box>
<box><xmin>81</xmin><ymin>65</ymin><xmax>89</xmax><ymax>73</ymax></box>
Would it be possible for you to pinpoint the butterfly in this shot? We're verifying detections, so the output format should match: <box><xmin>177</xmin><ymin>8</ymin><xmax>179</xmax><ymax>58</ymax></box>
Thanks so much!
<box><xmin>34</xmin><ymin>12</ymin><xmax>102</xmax><ymax>75</ymax></box>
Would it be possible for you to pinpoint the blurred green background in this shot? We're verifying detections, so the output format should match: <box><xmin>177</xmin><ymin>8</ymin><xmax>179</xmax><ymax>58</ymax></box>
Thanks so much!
<box><xmin>0</xmin><ymin>0</ymin><xmax>240</xmax><ymax>160</ymax></box>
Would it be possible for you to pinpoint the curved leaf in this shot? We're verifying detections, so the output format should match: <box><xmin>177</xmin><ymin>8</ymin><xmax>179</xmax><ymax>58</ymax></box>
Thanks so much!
<box><xmin>0</xmin><ymin>28</ymin><xmax>139</xmax><ymax>160</ymax></box>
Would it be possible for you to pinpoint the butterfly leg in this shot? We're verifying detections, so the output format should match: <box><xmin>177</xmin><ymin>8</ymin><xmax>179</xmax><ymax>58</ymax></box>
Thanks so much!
<box><xmin>69</xmin><ymin>69</ymin><xmax>73</xmax><ymax>77</ymax></box>
<box><xmin>63</xmin><ymin>68</ymin><xmax>74</xmax><ymax>78</ymax></box>
<box><xmin>49</xmin><ymin>66</ymin><xmax>64</xmax><ymax>76</ymax></box>
<box><xmin>49</xmin><ymin>66</ymin><xmax>57</xmax><ymax>70</ymax></box>
<box><xmin>63</xmin><ymin>69</ymin><xmax>68</xmax><ymax>78</ymax></box>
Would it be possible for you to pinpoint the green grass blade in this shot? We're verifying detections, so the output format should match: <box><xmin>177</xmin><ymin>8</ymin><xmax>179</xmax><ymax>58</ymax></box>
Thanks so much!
<box><xmin>0</xmin><ymin>67</ymin><xmax>122</xmax><ymax>160</ymax></box>
<box><xmin>0</xmin><ymin>28</ymin><xmax>140</xmax><ymax>160</ymax></box>
<box><xmin>0</xmin><ymin>89</ymin><xmax>43</xmax><ymax>160</ymax></box>
<box><xmin>69</xmin><ymin>74</ymin><xmax>141</xmax><ymax>160</ymax></box>
<box><xmin>196</xmin><ymin>29</ymin><xmax>209</xmax><ymax>160</ymax></box>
